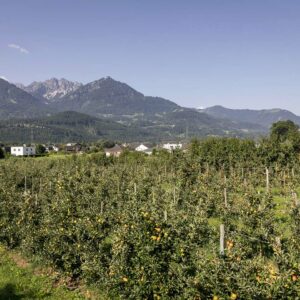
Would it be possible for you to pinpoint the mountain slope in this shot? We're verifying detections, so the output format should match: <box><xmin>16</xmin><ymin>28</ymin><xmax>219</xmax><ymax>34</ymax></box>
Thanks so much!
<box><xmin>51</xmin><ymin>77</ymin><xmax>179</xmax><ymax>118</ymax></box>
<box><xmin>17</xmin><ymin>78</ymin><xmax>82</xmax><ymax>102</ymax></box>
<box><xmin>0</xmin><ymin>111</ymin><xmax>150</xmax><ymax>143</ymax></box>
<box><xmin>0</xmin><ymin>77</ymin><xmax>269</xmax><ymax>141</ymax></box>
<box><xmin>3</xmin><ymin>76</ymin><xmax>294</xmax><ymax>141</ymax></box>
<box><xmin>145</xmin><ymin>108</ymin><xmax>267</xmax><ymax>138</ymax></box>
<box><xmin>203</xmin><ymin>105</ymin><xmax>300</xmax><ymax>128</ymax></box>
<box><xmin>0</xmin><ymin>109</ymin><xmax>266</xmax><ymax>144</ymax></box>
<box><xmin>0</xmin><ymin>78</ymin><xmax>51</xmax><ymax>119</ymax></box>
<box><xmin>50</xmin><ymin>77</ymin><xmax>265</xmax><ymax>138</ymax></box>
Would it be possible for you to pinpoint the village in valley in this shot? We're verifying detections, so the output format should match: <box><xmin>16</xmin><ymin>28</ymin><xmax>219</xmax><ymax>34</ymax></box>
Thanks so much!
<box><xmin>1</xmin><ymin>141</ymin><xmax>186</xmax><ymax>158</ymax></box>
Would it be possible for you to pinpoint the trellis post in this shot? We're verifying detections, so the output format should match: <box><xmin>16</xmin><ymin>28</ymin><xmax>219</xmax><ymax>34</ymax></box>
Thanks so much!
<box><xmin>293</xmin><ymin>192</ymin><xmax>299</xmax><ymax>206</ymax></box>
<box><xmin>173</xmin><ymin>187</ymin><xmax>176</xmax><ymax>205</ymax></box>
<box><xmin>220</xmin><ymin>224</ymin><xmax>225</xmax><ymax>256</ymax></box>
<box><xmin>266</xmin><ymin>167</ymin><xmax>269</xmax><ymax>193</ymax></box>
<box><xmin>152</xmin><ymin>187</ymin><xmax>155</xmax><ymax>203</ymax></box>
<box><xmin>100</xmin><ymin>201</ymin><xmax>104</xmax><ymax>214</ymax></box>
<box><xmin>164</xmin><ymin>210</ymin><xmax>167</xmax><ymax>222</ymax></box>
<box><xmin>39</xmin><ymin>178</ymin><xmax>42</xmax><ymax>194</ymax></box>
<box><xmin>24</xmin><ymin>176</ymin><xmax>27</xmax><ymax>194</ymax></box>
<box><xmin>224</xmin><ymin>188</ymin><xmax>228</xmax><ymax>208</ymax></box>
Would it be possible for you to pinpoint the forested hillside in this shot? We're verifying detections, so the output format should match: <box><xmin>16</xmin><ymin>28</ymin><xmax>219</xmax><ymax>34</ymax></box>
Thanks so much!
<box><xmin>204</xmin><ymin>105</ymin><xmax>300</xmax><ymax>128</ymax></box>
<box><xmin>0</xmin><ymin>111</ymin><xmax>148</xmax><ymax>143</ymax></box>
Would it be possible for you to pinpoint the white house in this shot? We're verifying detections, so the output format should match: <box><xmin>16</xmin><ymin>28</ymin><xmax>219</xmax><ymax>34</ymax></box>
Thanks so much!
<box><xmin>11</xmin><ymin>146</ymin><xmax>36</xmax><ymax>156</ymax></box>
<box><xmin>135</xmin><ymin>144</ymin><xmax>149</xmax><ymax>152</ymax></box>
<box><xmin>162</xmin><ymin>143</ymin><xmax>182</xmax><ymax>151</ymax></box>
<box><xmin>104</xmin><ymin>144</ymin><xmax>123</xmax><ymax>157</ymax></box>
<box><xmin>144</xmin><ymin>148</ymin><xmax>154</xmax><ymax>155</ymax></box>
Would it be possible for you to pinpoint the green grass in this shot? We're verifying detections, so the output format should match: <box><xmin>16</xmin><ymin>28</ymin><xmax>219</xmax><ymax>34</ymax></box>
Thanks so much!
<box><xmin>0</xmin><ymin>246</ymin><xmax>85</xmax><ymax>300</ymax></box>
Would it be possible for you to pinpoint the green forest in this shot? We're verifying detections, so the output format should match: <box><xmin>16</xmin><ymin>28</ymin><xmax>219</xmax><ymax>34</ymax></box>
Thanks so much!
<box><xmin>1</xmin><ymin>120</ymin><xmax>300</xmax><ymax>299</ymax></box>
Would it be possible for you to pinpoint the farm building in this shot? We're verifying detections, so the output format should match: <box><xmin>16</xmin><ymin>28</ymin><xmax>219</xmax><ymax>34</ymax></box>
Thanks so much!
<box><xmin>65</xmin><ymin>143</ymin><xmax>86</xmax><ymax>153</ymax></box>
<box><xmin>135</xmin><ymin>144</ymin><xmax>149</xmax><ymax>152</ymax></box>
<box><xmin>105</xmin><ymin>144</ymin><xmax>123</xmax><ymax>157</ymax></box>
<box><xmin>162</xmin><ymin>143</ymin><xmax>182</xmax><ymax>151</ymax></box>
<box><xmin>11</xmin><ymin>146</ymin><xmax>36</xmax><ymax>156</ymax></box>
<box><xmin>143</xmin><ymin>148</ymin><xmax>155</xmax><ymax>155</ymax></box>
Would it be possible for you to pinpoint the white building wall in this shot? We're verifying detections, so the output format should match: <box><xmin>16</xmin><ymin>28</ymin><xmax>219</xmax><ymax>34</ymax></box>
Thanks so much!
<box><xmin>162</xmin><ymin>143</ymin><xmax>183</xmax><ymax>151</ymax></box>
<box><xmin>135</xmin><ymin>144</ymin><xmax>148</xmax><ymax>152</ymax></box>
<box><xmin>11</xmin><ymin>146</ymin><xmax>36</xmax><ymax>156</ymax></box>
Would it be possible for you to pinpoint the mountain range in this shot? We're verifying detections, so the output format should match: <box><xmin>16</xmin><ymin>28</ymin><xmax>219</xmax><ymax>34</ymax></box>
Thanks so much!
<box><xmin>16</xmin><ymin>78</ymin><xmax>82</xmax><ymax>103</ymax></box>
<box><xmin>203</xmin><ymin>105</ymin><xmax>300</xmax><ymax>128</ymax></box>
<box><xmin>0</xmin><ymin>77</ymin><xmax>299</xmax><ymax>143</ymax></box>
<box><xmin>0</xmin><ymin>78</ymin><xmax>50</xmax><ymax>119</ymax></box>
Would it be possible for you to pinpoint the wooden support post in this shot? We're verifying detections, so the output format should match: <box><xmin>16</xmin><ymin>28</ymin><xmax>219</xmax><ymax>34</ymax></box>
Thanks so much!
<box><xmin>292</xmin><ymin>192</ymin><xmax>299</xmax><ymax>207</ymax></box>
<box><xmin>220</xmin><ymin>224</ymin><xmax>225</xmax><ymax>256</ymax></box>
<box><xmin>24</xmin><ymin>176</ymin><xmax>27</xmax><ymax>194</ymax></box>
<box><xmin>31</xmin><ymin>176</ymin><xmax>34</xmax><ymax>194</ymax></box>
<box><xmin>275</xmin><ymin>237</ymin><xmax>282</xmax><ymax>252</ymax></box>
<box><xmin>164</xmin><ymin>210</ymin><xmax>167</xmax><ymax>222</ymax></box>
<box><xmin>152</xmin><ymin>187</ymin><xmax>155</xmax><ymax>203</ymax></box>
<box><xmin>39</xmin><ymin>178</ymin><xmax>42</xmax><ymax>194</ymax></box>
<box><xmin>134</xmin><ymin>183</ymin><xmax>137</xmax><ymax>194</ymax></box>
<box><xmin>266</xmin><ymin>167</ymin><xmax>269</xmax><ymax>193</ymax></box>
<box><xmin>100</xmin><ymin>201</ymin><xmax>104</xmax><ymax>214</ymax></box>
<box><xmin>173</xmin><ymin>187</ymin><xmax>176</xmax><ymax>205</ymax></box>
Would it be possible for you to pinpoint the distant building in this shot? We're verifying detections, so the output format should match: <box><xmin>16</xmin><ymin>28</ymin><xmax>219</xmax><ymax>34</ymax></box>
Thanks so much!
<box><xmin>135</xmin><ymin>144</ymin><xmax>149</xmax><ymax>152</ymax></box>
<box><xmin>144</xmin><ymin>148</ymin><xmax>154</xmax><ymax>155</ymax></box>
<box><xmin>162</xmin><ymin>143</ymin><xmax>183</xmax><ymax>151</ymax></box>
<box><xmin>11</xmin><ymin>146</ymin><xmax>36</xmax><ymax>156</ymax></box>
<box><xmin>45</xmin><ymin>145</ymin><xmax>60</xmax><ymax>153</ymax></box>
<box><xmin>52</xmin><ymin>145</ymin><xmax>60</xmax><ymax>152</ymax></box>
<box><xmin>105</xmin><ymin>144</ymin><xmax>123</xmax><ymax>157</ymax></box>
<box><xmin>65</xmin><ymin>143</ymin><xmax>84</xmax><ymax>153</ymax></box>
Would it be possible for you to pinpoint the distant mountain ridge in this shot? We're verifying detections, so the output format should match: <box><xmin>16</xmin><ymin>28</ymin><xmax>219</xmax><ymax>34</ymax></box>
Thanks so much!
<box><xmin>0</xmin><ymin>78</ymin><xmax>51</xmax><ymax>119</ymax></box>
<box><xmin>17</xmin><ymin>78</ymin><xmax>82</xmax><ymax>102</ymax></box>
<box><xmin>51</xmin><ymin>76</ymin><xmax>179</xmax><ymax>118</ymax></box>
<box><xmin>49</xmin><ymin>77</ymin><xmax>265</xmax><ymax>138</ymax></box>
<box><xmin>1</xmin><ymin>76</ymin><xmax>300</xmax><ymax>142</ymax></box>
<box><xmin>203</xmin><ymin>105</ymin><xmax>300</xmax><ymax>128</ymax></box>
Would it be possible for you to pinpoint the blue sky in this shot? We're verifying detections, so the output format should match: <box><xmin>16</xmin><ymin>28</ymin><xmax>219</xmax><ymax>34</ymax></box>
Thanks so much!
<box><xmin>1</xmin><ymin>0</ymin><xmax>300</xmax><ymax>113</ymax></box>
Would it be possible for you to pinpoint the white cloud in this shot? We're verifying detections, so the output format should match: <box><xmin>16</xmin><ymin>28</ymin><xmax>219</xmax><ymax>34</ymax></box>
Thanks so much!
<box><xmin>8</xmin><ymin>43</ymin><xmax>29</xmax><ymax>54</ymax></box>
<box><xmin>0</xmin><ymin>76</ymin><xmax>8</xmax><ymax>81</ymax></box>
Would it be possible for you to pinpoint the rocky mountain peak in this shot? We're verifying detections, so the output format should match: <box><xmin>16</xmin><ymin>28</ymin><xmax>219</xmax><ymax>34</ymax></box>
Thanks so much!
<box><xmin>84</xmin><ymin>76</ymin><xmax>144</xmax><ymax>98</ymax></box>
<box><xmin>18</xmin><ymin>78</ymin><xmax>83</xmax><ymax>102</ymax></box>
